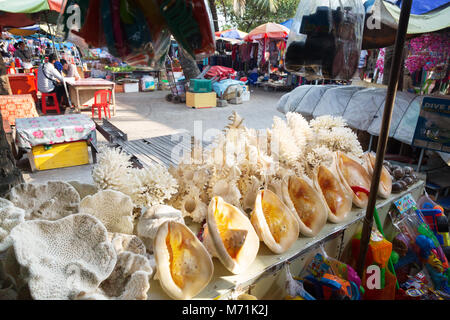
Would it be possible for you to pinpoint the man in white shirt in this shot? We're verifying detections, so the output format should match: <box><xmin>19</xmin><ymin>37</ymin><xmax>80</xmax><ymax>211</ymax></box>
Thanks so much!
<box><xmin>60</xmin><ymin>59</ymin><xmax>80</xmax><ymax>80</ymax></box>
<box><xmin>37</xmin><ymin>53</ymin><xmax>65</xmax><ymax>107</ymax></box>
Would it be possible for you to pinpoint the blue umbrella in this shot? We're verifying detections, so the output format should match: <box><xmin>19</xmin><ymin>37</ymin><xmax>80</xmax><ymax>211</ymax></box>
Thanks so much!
<box><xmin>220</xmin><ymin>29</ymin><xmax>247</xmax><ymax>40</ymax></box>
<box><xmin>280</xmin><ymin>19</ymin><xmax>293</xmax><ymax>30</ymax></box>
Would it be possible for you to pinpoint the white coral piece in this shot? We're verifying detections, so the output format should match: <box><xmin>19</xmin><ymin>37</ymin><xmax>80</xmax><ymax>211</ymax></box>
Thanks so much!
<box><xmin>0</xmin><ymin>199</ymin><xmax>26</xmax><ymax>252</ymax></box>
<box><xmin>129</xmin><ymin>165</ymin><xmax>178</xmax><ymax>208</ymax></box>
<box><xmin>107</xmin><ymin>232</ymin><xmax>146</xmax><ymax>256</ymax></box>
<box><xmin>80</xmin><ymin>190</ymin><xmax>134</xmax><ymax>234</ymax></box>
<box><xmin>7</xmin><ymin>181</ymin><xmax>80</xmax><ymax>221</ymax></box>
<box><xmin>67</xmin><ymin>181</ymin><xmax>98</xmax><ymax>200</ymax></box>
<box><xmin>83</xmin><ymin>251</ymin><xmax>152</xmax><ymax>300</ymax></box>
<box><xmin>9</xmin><ymin>214</ymin><xmax>117</xmax><ymax>300</ymax></box>
<box><xmin>136</xmin><ymin>205</ymin><xmax>184</xmax><ymax>252</ymax></box>
<box><xmin>180</xmin><ymin>186</ymin><xmax>208</xmax><ymax>223</ymax></box>
<box><xmin>310</xmin><ymin>115</ymin><xmax>347</xmax><ymax>131</ymax></box>
<box><xmin>91</xmin><ymin>146</ymin><xmax>134</xmax><ymax>195</ymax></box>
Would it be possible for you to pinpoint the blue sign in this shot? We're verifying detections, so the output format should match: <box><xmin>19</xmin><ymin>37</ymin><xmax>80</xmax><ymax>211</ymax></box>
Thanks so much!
<box><xmin>412</xmin><ymin>97</ymin><xmax>450</xmax><ymax>153</ymax></box>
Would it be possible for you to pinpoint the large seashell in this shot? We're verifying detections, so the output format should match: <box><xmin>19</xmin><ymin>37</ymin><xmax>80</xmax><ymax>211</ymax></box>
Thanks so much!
<box><xmin>363</xmin><ymin>152</ymin><xmax>392</xmax><ymax>199</ymax></box>
<box><xmin>280</xmin><ymin>175</ymin><xmax>328</xmax><ymax>237</ymax></box>
<box><xmin>312</xmin><ymin>161</ymin><xmax>353</xmax><ymax>223</ymax></box>
<box><xmin>153</xmin><ymin>221</ymin><xmax>213</xmax><ymax>300</ymax></box>
<box><xmin>204</xmin><ymin>196</ymin><xmax>259</xmax><ymax>274</ymax></box>
<box><xmin>335</xmin><ymin>152</ymin><xmax>371</xmax><ymax>208</ymax></box>
<box><xmin>250</xmin><ymin>189</ymin><xmax>299</xmax><ymax>254</ymax></box>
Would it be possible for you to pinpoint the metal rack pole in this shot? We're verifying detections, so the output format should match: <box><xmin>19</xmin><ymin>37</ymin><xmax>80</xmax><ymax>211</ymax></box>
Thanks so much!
<box><xmin>356</xmin><ymin>0</ymin><xmax>413</xmax><ymax>278</ymax></box>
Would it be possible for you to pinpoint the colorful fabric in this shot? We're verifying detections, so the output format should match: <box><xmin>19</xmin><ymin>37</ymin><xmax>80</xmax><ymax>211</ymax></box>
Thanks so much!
<box><xmin>15</xmin><ymin>113</ymin><xmax>97</xmax><ymax>149</ymax></box>
<box><xmin>0</xmin><ymin>94</ymin><xmax>38</xmax><ymax>126</ymax></box>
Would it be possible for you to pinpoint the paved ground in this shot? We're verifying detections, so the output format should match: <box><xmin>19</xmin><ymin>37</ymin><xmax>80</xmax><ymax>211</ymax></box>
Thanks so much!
<box><xmin>22</xmin><ymin>87</ymin><xmax>287</xmax><ymax>184</ymax></box>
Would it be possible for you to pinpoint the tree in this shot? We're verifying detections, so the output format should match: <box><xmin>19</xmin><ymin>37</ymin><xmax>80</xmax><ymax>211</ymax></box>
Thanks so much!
<box><xmin>0</xmin><ymin>58</ymin><xmax>23</xmax><ymax>196</ymax></box>
<box><xmin>217</xmin><ymin>0</ymin><xmax>298</xmax><ymax>32</ymax></box>
<box><xmin>178</xmin><ymin>48</ymin><xmax>201</xmax><ymax>81</ymax></box>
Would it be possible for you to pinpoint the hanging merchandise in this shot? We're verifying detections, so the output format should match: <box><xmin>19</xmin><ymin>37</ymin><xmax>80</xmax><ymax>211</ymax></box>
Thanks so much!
<box><xmin>290</xmin><ymin>247</ymin><xmax>363</xmax><ymax>300</ymax></box>
<box><xmin>157</xmin><ymin>0</ymin><xmax>215</xmax><ymax>60</ymax></box>
<box><xmin>285</xmin><ymin>0</ymin><xmax>365</xmax><ymax>80</ymax></box>
<box><xmin>58</xmin><ymin>0</ymin><xmax>172</xmax><ymax>68</ymax></box>
<box><xmin>389</xmin><ymin>195</ymin><xmax>450</xmax><ymax>299</ymax></box>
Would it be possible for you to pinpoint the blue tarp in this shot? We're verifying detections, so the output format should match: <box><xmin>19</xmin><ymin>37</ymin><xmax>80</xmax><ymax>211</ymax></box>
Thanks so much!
<box><xmin>212</xmin><ymin>79</ymin><xmax>246</xmax><ymax>96</ymax></box>
<box><xmin>397</xmin><ymin>0</ymin><xmax>449</xmax><ymax>15</ymax></box>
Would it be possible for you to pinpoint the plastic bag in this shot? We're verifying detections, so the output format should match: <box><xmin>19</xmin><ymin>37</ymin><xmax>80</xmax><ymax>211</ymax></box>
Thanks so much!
<box><xmin>297</xmin><ymin>246</ymin><xmax>362</xmax><ymax>300</ymax></box>
<box><xmin>285</xmin><ymin>0</ymin><xmax>365</xmax><ymax>80</ymax></box>
<box><xmin>390</xmin><ymin>199</ymin><xmax>450</xmax><ymax>298</ymax></box>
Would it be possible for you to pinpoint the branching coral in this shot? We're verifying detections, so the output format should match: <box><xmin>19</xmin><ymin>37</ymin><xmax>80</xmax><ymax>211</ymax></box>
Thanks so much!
<box><xmin>92</xmin><ymin>146</ymin><xmax>178</xmax><ymax>208</ymax></box>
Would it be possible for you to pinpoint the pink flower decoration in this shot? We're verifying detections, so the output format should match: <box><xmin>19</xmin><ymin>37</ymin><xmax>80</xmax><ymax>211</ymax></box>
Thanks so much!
<box><xmin>75</xmin><ymin>126</ymin><xmax>84</xmax><ymax>133</ymax></box>
<box><xmin>33</xmin><ymin>130</ymin><xmax>44</xmax><ymax>138</ymax></box>
<box><xmin>48</xmin><ymin>118</ymin><xmax>58</xmax><ymax>122</ymax></box>
<box><xmin>55</xmin><ymin>128</ymin><xmax>63</xmax><ymax>137</ymax></box>
<box><xmin>31</xmin><ymin>124</ymin><xmax>39</xmax><ymax>128</ymax></box>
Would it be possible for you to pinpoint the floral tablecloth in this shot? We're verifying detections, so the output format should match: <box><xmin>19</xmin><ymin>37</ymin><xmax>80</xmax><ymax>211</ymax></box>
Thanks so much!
<box><xmin>15</xmin><ymin>114</ymin><xmax>97</xmax><ymax>149</ymax></box>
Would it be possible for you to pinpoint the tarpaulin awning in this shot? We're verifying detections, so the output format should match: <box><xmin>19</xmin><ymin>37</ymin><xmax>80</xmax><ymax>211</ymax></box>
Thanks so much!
<box><xmin>362</xmin><ymin>0</ymin><xmax>450</xmax><ymax>48</ymax></box>
<box><xmin>8</xmin><ymin>24</ymin><xmax>40</xmax><ymax>36</ymax></box>
<box><xmin>0</xmin><ymin>0</ymin><xmax>63</xmax><ymax>13</ymax></box>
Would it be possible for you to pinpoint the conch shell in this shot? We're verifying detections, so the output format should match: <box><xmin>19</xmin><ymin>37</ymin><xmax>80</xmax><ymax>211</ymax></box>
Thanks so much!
<box><xmin>203</xmin><ymin>196</ymin><xmax>259</xmax><ymax>274</ymax></box>
<box><xmin>313</xmin><ymin>161</ymin><xmax>353</xmax><ymax>223</ymax></box>
<box><xmin>280</xmin><ymin>175</ymin><xmax>328</xmax><ymax>237</ymax></box>
<box><xmin>363</xmin><ymin>152</ymin><xmax>392</xmax><ymax>199</ymax></box>
<box><xmin>250</xmin><ymin>189</ymin><xmax>299</xmax><ymax>254</ymax></box>
<box><xmin>153</xmin><ymin>221</ymin><xmax>213</xmax><ymax>300</ymax></box>
<box><xmin>335</xmin><ymin>152</ymin><xmax>371</xmax><ymax>208</ymax></box>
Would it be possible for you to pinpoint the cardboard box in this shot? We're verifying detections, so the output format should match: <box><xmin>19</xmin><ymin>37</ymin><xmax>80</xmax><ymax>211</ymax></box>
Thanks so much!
<box><xmin>115</xmin><ymin>83</ymin><xmax>124</xmax><ymax>93</ymax></box>
<box><xmin>123</xmin><ymin>82</ymin><xmax>139</xmax><ymax>93</ymax></box>
<box><xmin>186</xmin><ymin>92</ymin><xmax>216</xmax><ymax>109</ymax></box>
<box><xmin>29</xmin><ymin>141</ymin><xmax>89</xmax><ymax>171</ymax></box>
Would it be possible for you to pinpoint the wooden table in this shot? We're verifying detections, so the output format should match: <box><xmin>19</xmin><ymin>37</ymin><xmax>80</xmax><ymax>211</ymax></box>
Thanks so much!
<box><xmin>65</xmin><ymin>78</ymin><xmax>116</xmax><ymax>116</ymax></box>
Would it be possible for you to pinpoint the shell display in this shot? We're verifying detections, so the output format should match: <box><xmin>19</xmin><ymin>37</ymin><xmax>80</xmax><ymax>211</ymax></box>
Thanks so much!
<box><xmin>364</xmin><ymin>152</ymin><xmax>392</xmax><ymax>198</ymax></box>
<box><xmin>281</xmin><ymin>175</ymin><xmax>328</xmax><ymax>237</ymax></box>
<box><xmin>153</xmin><ymin>221</ymin><xmax>213</xmax><ymax>300</ymax></box>
<box><xmin>335</xmin><ymin>152</ymin><xmax>371</xmax><ymax>208</ymax></box>
<box><xmin>250</xmin><ymin>189</ymin><xmax>299</xmax><ymax>254</ymax></box>
<box><xmin>313</xmin><ymin>164</ymin><xmax>353</xmax><ymax>223</ymax></box>
<box><xmin>203</xmin><ymin>196</ymin><xmax>259</xmax><ymax>274</ymax></box>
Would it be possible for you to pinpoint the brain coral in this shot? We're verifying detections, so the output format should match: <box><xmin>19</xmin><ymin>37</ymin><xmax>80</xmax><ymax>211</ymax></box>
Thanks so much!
<box><xmin>9</xmin><ymin>214</ymin><xmax>117</xmax><ymax>300</ymax></box>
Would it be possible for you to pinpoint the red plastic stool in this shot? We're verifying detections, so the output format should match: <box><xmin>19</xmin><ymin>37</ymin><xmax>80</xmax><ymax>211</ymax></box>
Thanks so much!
<box><xmin>91</xmin><ymin>89</ymin><xmax>112</xmax><ymax>120</ymax></box>
<box><xmin>41</xmin><ymin>92</ymin><xmax>61</xmax><ymax>114</ymax></box>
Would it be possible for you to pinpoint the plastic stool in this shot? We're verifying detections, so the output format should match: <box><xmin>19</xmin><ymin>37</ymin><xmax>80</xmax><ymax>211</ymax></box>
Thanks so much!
<box><xmin>91</xmin><ymin>90</ymin><xmax>111</xmax><ymax>120</ymax></box>
<box><xmin>41</xmin><ymin>92</ymin><xmax>60</xmax><ymax>114</ymax></box>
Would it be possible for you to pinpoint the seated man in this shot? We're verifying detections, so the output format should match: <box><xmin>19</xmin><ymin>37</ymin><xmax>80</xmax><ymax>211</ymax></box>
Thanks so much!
<box><xmin>37</xmin><ymin>53</ymin><xmax>66</xmax><ymax>109</ymax></box>
<box><xmin>61</xmin><ymin>59</ymin><xmax>80</xmax><ymax>80</ymax></box>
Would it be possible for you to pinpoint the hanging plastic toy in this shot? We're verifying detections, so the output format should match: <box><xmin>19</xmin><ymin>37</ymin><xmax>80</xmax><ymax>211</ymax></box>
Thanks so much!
<box><xmin>285</xmin><ymin>0</ymin><xmax>365</xmax><ymax>80</ymax></box>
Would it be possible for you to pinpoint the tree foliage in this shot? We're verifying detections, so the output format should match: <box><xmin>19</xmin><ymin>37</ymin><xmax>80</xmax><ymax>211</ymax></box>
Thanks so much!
<box><xmin>216</xmin><ymin>0</ymin><xmax>299</xmax><ymax>32</ymax></box>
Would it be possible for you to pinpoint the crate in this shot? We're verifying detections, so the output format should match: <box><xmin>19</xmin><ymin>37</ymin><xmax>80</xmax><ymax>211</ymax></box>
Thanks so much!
<box><xmin>186</xmin><ymin>92</ymin><xmax>216</xmax><ymax>109</ymax></box>
<box><xmin>29</xmin><ymin>140</ymin><xmax>89</xmax><ymax>171</ymax></box>
<box><xmin>189</xmin><ymin>79</ymin><xmax>212</xmax><ymax>93</ymax></box>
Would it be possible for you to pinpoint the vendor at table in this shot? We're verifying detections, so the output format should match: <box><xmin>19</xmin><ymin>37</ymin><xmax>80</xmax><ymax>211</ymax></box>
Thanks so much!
<box><xmin>37</xmin><ymin>53</ymin><xmax>66</xmax><ymax>108</ymax></box>
<box><xmin>61</xmin><ymin>59</ymin><xmax>80</xmax><ymax>80</ymax></box>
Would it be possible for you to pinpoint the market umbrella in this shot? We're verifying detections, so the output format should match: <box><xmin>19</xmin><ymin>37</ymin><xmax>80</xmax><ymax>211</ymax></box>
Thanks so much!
<box><xmin>219</xmin><ymin>29</ymin><xmax>247</xmax><ymax>40</ymax></box>
<box><xmin>243</xmin><ymin>22</ymin><xmax>289</xmax><ymax>41</ymax></box>
<box><xmin>0</xmin><ymin>0</ymin><xmax>63</xmax><ymax>14</ymax></box>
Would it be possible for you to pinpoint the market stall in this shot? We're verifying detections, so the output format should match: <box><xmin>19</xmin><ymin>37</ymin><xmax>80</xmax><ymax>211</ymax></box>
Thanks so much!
<box><xmin>14</xmin><ymin>113</ymin><xmax>96</xmax><ymax>171</ymax></box>
<box><xmin>65</xmin><ymin>78</ymin><xmax>116</xmax><ymax>116</ymax></box>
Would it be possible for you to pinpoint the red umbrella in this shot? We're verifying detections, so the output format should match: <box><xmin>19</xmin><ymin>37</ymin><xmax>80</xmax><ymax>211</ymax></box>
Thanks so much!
<box><xmin>243</xmin><ymin>22</ymin><xmax>289</xmax><ymax>42</ymax></box>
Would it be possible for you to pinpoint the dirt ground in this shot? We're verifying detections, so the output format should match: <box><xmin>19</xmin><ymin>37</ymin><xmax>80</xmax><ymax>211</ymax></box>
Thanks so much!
<box><xmin>21</xmin><ymin>87</ymin><xmax>287</xmax><ymax>184</ymax></box>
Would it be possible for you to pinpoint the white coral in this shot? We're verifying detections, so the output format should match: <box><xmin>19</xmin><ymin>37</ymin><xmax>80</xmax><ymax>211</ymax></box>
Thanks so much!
<box><xmin>0</xmin><ymin>199</ymin><xmax>25</xmax><ymax>252</ymax></box>
<box><xmin>80</xmin><ymin>190</ymin><xmax>134</xmax><ymax>234</ymax></box>
<box><xmin>107</xmin><ymin>232</ymin><xmax>146</xmax><ymax>256</ymax></box>
<box><xmin>7</xmin><ymin>181</ymin><xmax>80</xmax><ymax>221</ymax></box>
<box><xmin>91</xmin><ymin>146</ymin><xmax>134</xmax><ymax>195</ymax></box>
<box><xmin>67</xmin><ymin>181</ymin><xmax>98</xmax><ymax>200</ymax></box>
<box><xmin>8</xmin><ymin>214</ymin><xmax>117</xmax><ymax>300</ymax></box>
<box><xmin>129</xmin><ymin>165</ymin><xmax>178</xmax><ymax>207</ymax></box>
<box><xmin>310</xmin><ymin>115</ymin><xmax>347</xmax><ymax>131</ymax></box>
